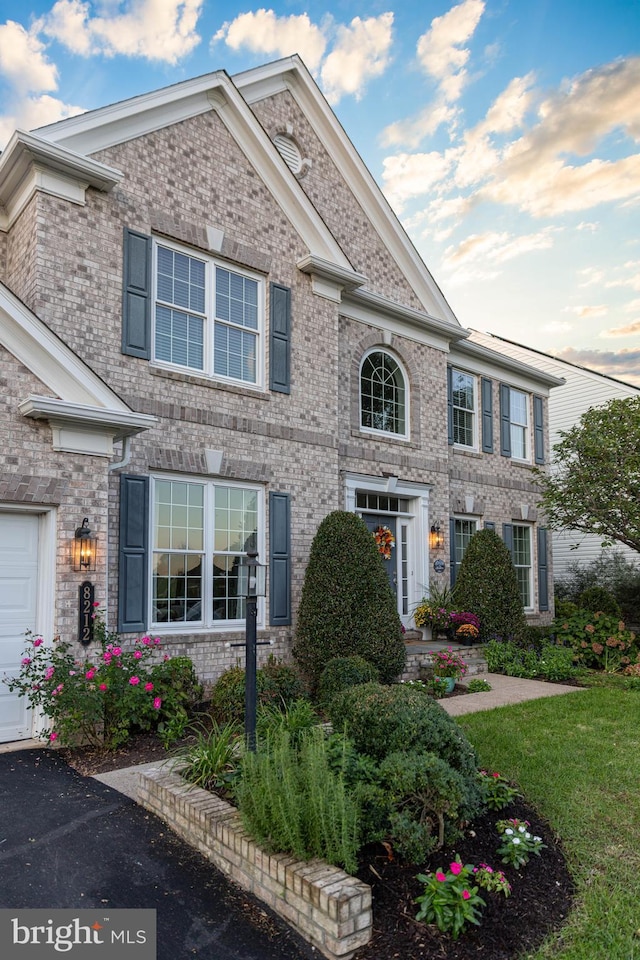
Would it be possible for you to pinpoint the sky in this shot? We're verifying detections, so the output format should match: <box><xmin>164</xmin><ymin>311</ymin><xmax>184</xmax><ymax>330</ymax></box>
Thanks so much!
<box><xmin>1</xmin><ymin>1</ymin><xmax>639</xmax><ymax>385</ymax></box>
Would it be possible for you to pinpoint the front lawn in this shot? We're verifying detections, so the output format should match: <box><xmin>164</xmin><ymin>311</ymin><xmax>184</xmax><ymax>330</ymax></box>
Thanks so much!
<box><xmin>458</xmin><ymin>685</ymin><xmax>640</xmax><ymax>959</ymax></box>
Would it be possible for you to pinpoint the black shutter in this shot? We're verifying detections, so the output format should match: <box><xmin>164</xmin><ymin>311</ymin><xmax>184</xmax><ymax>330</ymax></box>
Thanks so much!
<box><xmin>447</xmin><ymin>366</ymin><xmax>454</xmax><ymax>445</ymax></box>
<box><xmin>118</xmin><ymin>474</ymin><xmax>149</xmax><ymax>632</ymax></box>
<box><xmin>269</xmin><ymin>492</ymin><xmax>291</xmax><ymax>625</ymax></box>
<box><xmin>481</xmin><ymin>377</ymin><xmax>493</xmax><ymax>453</ymax></box>
<box><xmin>499</xmin><ymin>384</ymin><xmax>511</xmax><ymax>457</ymax></box>
<box><xmin>270</xmin><ymin>283</ymin><xmax>291</xmax><ymax>394</ymax></box>
<box><xmin>122</xmin><ymin>228</ymin><xmax>152</xmax><ymax>359</ymax></box>
<box><xmin>533</xmin><ymin>395</ymin><xmax>545</xmax><ymax>464</ymax></box>
<box><xmin>502</xmin><ymin>522</ymin><xmax>514</xmax><ymax>558</ymax></box>
<box><xmin>449</xmin><ymin>517</ymin><xmax>457</xmax><ymax>587</ymax></box>
<box><xmin>538</xmin><ymin>527</ymin><xmax>549</xmax><ymax>611</ymax></box>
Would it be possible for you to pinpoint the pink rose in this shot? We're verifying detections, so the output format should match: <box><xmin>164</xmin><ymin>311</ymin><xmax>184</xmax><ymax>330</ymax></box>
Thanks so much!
<box><xmin>153</xmin><ymin>637</ymin><xmax>161</xmax><ymax>645</ymax></box>
<box><xmin>153</xmin><ymin>697</ymin><xmax>162</xmax><ymax>710</ymax></box>
<box><xmin>99</xmin><ymin>683</ymin><xmax>108</xmax><ymax>691</ymax></box>
<box><xmin>45</xmin><ymin>666</ymin><xmax>55</xmax><ymax>680</ymax></box>
<box><xmin>112</xmin><ymin>647</ymin><xmax>122</xmax><ymax>657</ymax></box>
<box><xmin>145</xmin><ymin>682</ymin><xmax>154</xmax><ymax>692</ymax></box>
<box><xmin>21</xmin><ymin>657</ymin><xmax>32</xmax><ymax>666</ymax></box>
<box><xmin>129</xmin><ymin>676</ymin><xmax>140</xmax><ymax>686</ymax></box>
<box><xmin>49</xmin><ymin>731</ymin><xmax>58</xmax><ymax>742</ymax></box>
<box><xmin>33</xmin><ymin>637</ymin><xmax>43</xmax><ymax>647</ymax></box>
<box><xmin>85</xmin><ymin>669</ymin><xmax>96</xmax><ymax>680</ymax></box>
<box><xmin>133</xmin><ymin>650</ymin><xmax>143</xmax><ymax>659</ymax></box>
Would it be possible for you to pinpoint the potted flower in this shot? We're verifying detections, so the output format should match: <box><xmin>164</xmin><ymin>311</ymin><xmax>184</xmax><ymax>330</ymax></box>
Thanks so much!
<box><xmin>450</xmin><ymin>611</ymin><xmax>481</xmax><ymax>646</ymax></box>
<box><xmin>414</xmin><ymin>585</ymin><xmax>455</xmax><ymax>639</ymax></box>
<box><xmin>430</xmin><ymin>647</ymin><xmax>468</xmax><ymax>693</ymax></box>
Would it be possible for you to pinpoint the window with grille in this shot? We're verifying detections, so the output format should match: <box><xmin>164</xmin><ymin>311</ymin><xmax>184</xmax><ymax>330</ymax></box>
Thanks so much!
<box><xmin>360</xmin><ymin>350</ymin><xmax>408</xmax><ymax>437</ymax></box>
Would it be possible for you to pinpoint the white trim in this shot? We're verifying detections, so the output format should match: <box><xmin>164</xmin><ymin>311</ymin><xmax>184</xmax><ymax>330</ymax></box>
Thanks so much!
<box><xmin>344</xmin><ymin>472</ymin><xmax>432</xmax><ymax>623</ymax></box>
<box><xmin>452</xmin><ymin>339</ymin><xmax>564</xmax><ymax>394</ymax></box>
<box><xmin>19</xmin><ymin>396</ymin><xmax>157</xmax><ymax>456</ymax></box>
<box><xmin>450</xmin><ymin>367</ymin><xmax>479</xmax><ymax>452</ymax></box>
<box><xmin>342</xmin><ymin>288</ymin><xmax>466</xmax><ymax>350</ymax></box>
<box><xmin>359</xmin><ymin>347</ymin><xmax>410</xmax><ymax>441</ymax></box>
<box><xmin>512</xmin><ymin>522</ymin><xmax>534</xmax><ymax>612</ymax></box>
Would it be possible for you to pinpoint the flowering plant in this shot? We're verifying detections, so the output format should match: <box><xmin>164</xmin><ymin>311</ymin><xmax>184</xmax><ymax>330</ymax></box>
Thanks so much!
<box><xmin>473</xmin><ymin>863</ymin><xmax>512</xmax><ymax>898</ymax></box>
<box><xmin>477</xmin><ymin>769</ymin><xmax>521</xmax><ymax>811</ymax></box>
<box><xmin>450</xmin><ymin>611</ymin><xmax>480</xmax><ymax>630</ymax></box>
<box><xmin>553</xmin><ymin>609</ymin><xmax>638</xmax><ymax>672</ymax></box>
<box><xmin>496</xmin><ymin>818</ymin><xmax>545</xmax><ymax>869</ymax></box>
<box><xmin>414</xmin><ymin>602</ymin><xmax>453</xmax><ymax>632</ymax></box>
<box><xmin>430</xmin><ymin>647</ymin><xmax>468</xmax><ymax>680</ymax></box>
<box><xmin>415</xmin><ymin>858</ymin><xmax>485</xmax><ymax>940</ymax></box>
<box><xmin>4</xmin><ymin>610</ymin><xmax>199</xmax><ymax>749</ymax></box>
<box><xmin>455</xmin><ymin>623</ymin><xmax>479</xmax><ymax>642</ymax></box>
<box><xmin>373</xmin><ymin>525</ymin><xmax>395</xmax><ymax>560</ymax></box>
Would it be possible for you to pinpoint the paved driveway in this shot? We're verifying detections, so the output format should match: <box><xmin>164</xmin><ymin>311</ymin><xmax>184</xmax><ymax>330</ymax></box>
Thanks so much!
<box><xmin>0</xmin><ymin>749</ymin><xmax>314</xmax><ymax>960</ymax></box>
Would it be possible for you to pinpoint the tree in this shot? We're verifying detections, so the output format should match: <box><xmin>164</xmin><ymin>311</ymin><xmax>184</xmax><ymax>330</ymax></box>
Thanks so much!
<box><xmin>453</xmin><ymin>528</ymin><xmax>527</xmax><ymax>643</ymax></box>
<box><xmin>293</xmin><ymin>511</ymin><xmax>406</xmax><ymax>690</ymax></box>
<box><xmin>534</xmin><ymin>396</ymin><xmax>640</xmax><ymax>555</ymax></box>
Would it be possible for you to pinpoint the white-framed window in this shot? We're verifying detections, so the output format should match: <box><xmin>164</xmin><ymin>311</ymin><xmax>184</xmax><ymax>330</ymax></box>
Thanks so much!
<box><xmin>509</xmin><ymin>388</ymin><xmax>529</xmax><ymax>460</ymax></box>
<box><xmin>453</xmin><ymin>517</ymin><xmax>477</xmax><ymax>578</ymax></box>
<box><xmin>150</xmin><ymin>476</ymin><xmax>263</xmax><ymax>629</ymax></box>
<box><xmin>153</xmin><ymin>239</ymin><xmax>264</xmax><ymax>386</ymax></box>
<box><xmin>452</xmin><ymin>369</ymin><xmax>477</xmax><ymax>448</ymax></box>
<box><xmin>360</xmin><ymin>349</ymin><xmax>408</xmax><ymax>438</ymax></box>
<box><xmin>512</xmin><ymin>524</ymin><xmax>532</xmax><ymax>609</ymax></box>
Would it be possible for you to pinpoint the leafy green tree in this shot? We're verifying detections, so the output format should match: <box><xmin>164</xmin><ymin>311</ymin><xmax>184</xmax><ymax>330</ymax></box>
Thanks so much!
<box><xmin>453</xmin><ymin>528</ymin><xmax>527</xmax><ymax>643</ymax></box>
<box><xmin>535</xmin><ymin>396</ymin><xmax>640</xmax><ymax>554</ymax></box>
<box><xmin>293</xmin><ymin>511</ymin><xmax>406</xmax><ymax>690</ymax></box>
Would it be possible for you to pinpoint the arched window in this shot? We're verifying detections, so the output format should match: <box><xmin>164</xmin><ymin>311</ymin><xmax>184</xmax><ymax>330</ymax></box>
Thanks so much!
<box><xmin>360</xmin><ymin>350</ymin><xmax>407</xmax><ymax>437</ymax></box>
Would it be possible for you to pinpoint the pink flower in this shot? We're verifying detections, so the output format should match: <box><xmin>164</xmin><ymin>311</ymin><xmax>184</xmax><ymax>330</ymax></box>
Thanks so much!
<box><xmin>112</xmin><ymin>646</ymin><xmax>122</xmax><ymax>657</ymax></box>
<box><xmin>92</xmin><ymin>601</ymin><xmax>100</xmax><ymax>607</ymax></box>
<box><xmin>85</xmin><ymin>669</ymin><xmax>96</xmax><ymax>680</ymax></box>
<box><xmin>133</xmin><ymin>650</ymin><xmax>143</xmax><ymax>659</ymax></box>
<box><xmin>153</xmin><ymin>697</ymin><xmax>162</xmax><ymax>710</ymax></box>
<box><xmin>435</xmin><ymin>871</ymin><xmax>446</xmax><ymax>882</ymax></box>
<box><xmin>21</xmin><ymin>657</ymin><xmax>32</xmax><ymax>666</ymax></box>
<box><xmin>450</xmin><ymin>862</ymin><xmax>462</xmax><ymax>876</ymax></box>
<box><xmin>69</xmin><ymin>670</ymin><xmax>76</xmax><ymax>676</ymax></box>
<box><xmin>144</xmin><ymin>682</ymin><xmax>154</xmax><ymax>692</ymax></box>
<box><xmin>153</xmin><ymin>637</ymin><xmax>161</xmax><ymax>645</ymax></box>
<box><xmin>99</xmin><ymin>683</ymin><xmax>108</xmax><ymax>691</ymax></box>
<box><xmin>103</xmin><ymin>652</ymin><xmax>112</xmax><ymax>663</ymax></box>
<box><xmin>56</xmin><ymin>684</ymin><xmax>64</xmax><ymax>692</ymax></box>
<box><xmin>141</xmin><ymin>636</ymin><xmax>151</xmax><ymax>646</ymax></box>
<box><xmin>33</xmin><ymin>637</ymin><xmax>43</xmax><ymax>647</ymax></box>
<box><xmin>129</xmin><ymin>676</ymin><xmax>140</xmax><ymax>686</ymax></box>
<box><xmin>462</xmin><ymin>890</ymin><xmax>470</xmax><ymax>900</ymax></box>
<box><xmin>49</xmin><ymin>731</ymin><xmax>58</xmax><ymax>742</ymax></box>
<box><xmin>45</xmin><ymin>666</ymin><xmax>55</xmax><ymax>680</ymax></box>
<box><xmin>163</xmin><ymin>654</ymin><xmax>170</xmax><ymax>661</ymax></box>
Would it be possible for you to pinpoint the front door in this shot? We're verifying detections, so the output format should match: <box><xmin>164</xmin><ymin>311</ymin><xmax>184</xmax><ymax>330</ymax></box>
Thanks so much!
<box><xmin>363</xmin><ymin>514</ymin><xmax>398</xmax><ymax>599</ymax></box>
<box><xmin>0</xmin><ymin>512</ymin><xmax>39</xmax><ymax>742</ymax></box>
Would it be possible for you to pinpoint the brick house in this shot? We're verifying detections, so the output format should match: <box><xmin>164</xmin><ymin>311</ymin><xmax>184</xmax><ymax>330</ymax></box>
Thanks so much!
<box><xmin>0</xmin><ymin>56</ymin><xmax>563</xmax><ymax>742</ymax></box>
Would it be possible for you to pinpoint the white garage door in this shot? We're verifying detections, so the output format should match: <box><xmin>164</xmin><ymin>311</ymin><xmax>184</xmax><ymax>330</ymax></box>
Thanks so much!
<box><xmin>0</xmin><ymin>513</ymin><xmax>39</xmax><ymax>742</ymax></box>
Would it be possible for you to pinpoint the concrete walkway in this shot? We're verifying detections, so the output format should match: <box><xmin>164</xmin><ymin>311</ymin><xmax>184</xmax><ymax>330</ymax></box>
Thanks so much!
<box><xmin>439</xmin><ymin>672</ymin><xmax>585</xmax><ymax>716</ymax></box>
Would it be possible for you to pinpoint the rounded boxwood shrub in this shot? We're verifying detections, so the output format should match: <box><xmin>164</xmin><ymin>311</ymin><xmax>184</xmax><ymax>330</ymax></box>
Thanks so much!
<box><xmin>576</xmin><ymin>585</ymin><xmax>621</xmax><ymax>616</ymax></box>
<box><xmin>453</xmin><ymin>528</ymin><xmax>527</xmax><ymax>643</ymax></box>
<box><xmin>210</xmin><ymin>658</ymin><xmax>307</xmax><ymax>724</ymax></box>
<box><xmin>317</xmin><ymin>655</ymin><xmax>379</xmax><ymax>707</ymax></box>
<box><xmin>293</xmin><ymin>511</ymin><xmax>406</xmax><ymax>690</ymax></box>
<box><xmin>326</xmin><ymin>681</ymin><xmax>479</xmax><ymax>780</ymax></box>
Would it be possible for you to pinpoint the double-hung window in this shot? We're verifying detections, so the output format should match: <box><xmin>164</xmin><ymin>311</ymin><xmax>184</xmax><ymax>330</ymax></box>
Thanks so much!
<box><xmin>154</xmin><ymin>240</ymin><xmax>263</xmax><ymax>386</ymax></box>
<box><xmin>452</xmin><ymin>370</ymin><xmax>477</xmax><ymax>448</ymax></box>
<box><xmin>452</xmin><ymin>517</ymin><xmax>477</xmax><ymax>581</ymax></box>
<box><xmin>509</xmin><ymin>389</ymin><xmax>529</xmax><ymax>460</ymax></box>
<box><xmin>151</xmin><ymin>476</ymin><xmax>262</xmax><ymax>628</ymax></box>
<box><xmin>512</xmin><ymin>524</ymin><xmax>532</xmax><ymax>609</ymax></box>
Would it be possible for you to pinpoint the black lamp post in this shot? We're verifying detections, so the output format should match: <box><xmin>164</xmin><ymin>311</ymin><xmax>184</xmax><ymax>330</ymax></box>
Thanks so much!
<box><xmin>238</xmin><ymin>550</ymin><xmax>266</xmax><ymax>751</ymax></box>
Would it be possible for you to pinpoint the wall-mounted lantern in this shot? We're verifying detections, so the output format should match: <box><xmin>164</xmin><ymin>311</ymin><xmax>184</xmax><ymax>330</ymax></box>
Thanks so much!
<box><xmin>72</xmin><ymin>518</ymin><xmax>98</xmax><ymax>572</ymax></box>
<box><xmin>429</xmin><ymin>523</ymin><xmax>445</xmax><ymax>551</ymax></box>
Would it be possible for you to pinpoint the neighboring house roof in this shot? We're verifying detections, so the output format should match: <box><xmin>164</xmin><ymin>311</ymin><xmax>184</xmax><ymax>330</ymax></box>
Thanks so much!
<box><xmin>0</xmin><ymin>281</ymin><xmax>156</xmax><ymax>456</ymax></box>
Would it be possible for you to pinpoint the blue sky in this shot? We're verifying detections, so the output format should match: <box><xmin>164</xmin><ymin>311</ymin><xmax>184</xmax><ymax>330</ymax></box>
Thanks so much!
<box><xmin>1</xmin><ymin>1</ymin><xmax>639</xmax><ymax>383</ymax></box>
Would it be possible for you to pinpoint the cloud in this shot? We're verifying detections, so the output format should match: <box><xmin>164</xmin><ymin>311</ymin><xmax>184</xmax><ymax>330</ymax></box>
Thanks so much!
<box><xmin>381</xmin><ymin>150</ymin><xmax>451</xmax><ymax>208</ymax></box>
<box><xmin>605</xmin><ymin>260</ymin><xmax>640</xmax><ymax>292</ymax></box>
<box><xmin>416</xmin><ymin>0</ymin><xmax>485</xmax><ymax>102</ymax></box>
<box><xmin>321</xmin><ymin>13</ymin><xmax>394</xmax><ymax>104</ymax></box>
<box><xmin>39</xmin><ymin>0</ymin><xmax>204</xmax><ymax>63</ymax></box>
<box><xmin>542</xmin><ymin>321</ymin><xmax>573</xmax><ymax>333</ymax></box>
<box><xmin>381</xmin><ymin>102</ymin><xmax>458</xmax><ymax>149</ymax></box>
<box><xmin>555</xmin><ymin>346</ymin><xmax>640</xmax><ymax>385</ymax></box>
<box><xmin>562</xmin><ymin>304</ymin><xmax>608</xmax><ymax>319</ymax></box>
<box><xmin>0</xmin><ymin>93</ymin><xmax>84</xmax><ymax>147</ymax></box>
<box><xmin>443</xmin><ymin>226</ymin><xmax>556</xmax><ymax>268</ymax></box>
<box><xmin>214</xmin><ymin>8</ymin><xmax>327</xmax><ymax>72</ymax></box>
<box><xmin>0</xmin><ymin>19</ymin><xmax>58</xmax><ymax>94</ymax></box>
<box><xmin>601</xmin><ymin>320</ymin><xmax>640</xmax><ymax>337</ymax></box>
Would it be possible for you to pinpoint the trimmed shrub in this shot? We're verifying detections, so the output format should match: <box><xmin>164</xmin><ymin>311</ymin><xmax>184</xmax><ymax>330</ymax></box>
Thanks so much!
<box><xmin>453</xmin><ymin>529</ymin><xmax>527</xmax><ymax>643</ymax></box>
<box><xmin>293</xmin><ymin>511</ymin><xmax>406</xmax><ymax>689</ymax></box>
<box><xmin>210</xmin><ymin>658</ymin><xmax>307</xmax><ymax>724</ymax></box>
<box><xmin>576</xmin><ymin>586</ymin><xmax>621</xmax><ymax>617</ymax></box>
<box><xmin>326</xmin><ymin>682</ymin><xmax>479</xmax><ymax>780</ymax></box>
<box><xmin>317</xmin><ymin>655</ymin><xmax>379</xmax><ymax>706</ymax></box>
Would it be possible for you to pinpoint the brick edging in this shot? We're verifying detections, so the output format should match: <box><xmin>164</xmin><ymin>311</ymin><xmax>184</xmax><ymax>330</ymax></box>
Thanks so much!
<box><xmin>137</xmin><ymin>767</ymin><xmax>372</xmax><ymax>960</ymax></box>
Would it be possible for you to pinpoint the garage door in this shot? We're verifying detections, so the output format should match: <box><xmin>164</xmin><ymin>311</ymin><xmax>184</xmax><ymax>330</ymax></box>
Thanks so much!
<box><xmin>0</xmin><ymin>513</ymin><xmax>39</xmax><ymax>742</ymax></box>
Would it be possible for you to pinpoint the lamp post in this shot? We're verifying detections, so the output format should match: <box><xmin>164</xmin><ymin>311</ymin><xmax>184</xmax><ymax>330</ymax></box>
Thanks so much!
<box><xmin>238</xmin><ymin>550</ymin><xmax>266</xmax><ymax>751</ymax></box>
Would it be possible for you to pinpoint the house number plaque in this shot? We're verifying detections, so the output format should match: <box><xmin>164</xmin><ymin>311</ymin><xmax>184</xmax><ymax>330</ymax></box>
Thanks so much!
<box><xmin>79</xmin><ymin>581</ymin><xmax>95</xmax><ymax>646</ymax></box>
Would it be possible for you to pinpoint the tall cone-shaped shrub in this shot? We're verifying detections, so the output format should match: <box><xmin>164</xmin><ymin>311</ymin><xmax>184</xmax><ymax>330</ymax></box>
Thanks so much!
<box><xmin>293</xmin><ymin>511</ymin><xmax>406</xmax><ymax>690</ymax></box>
<box><xmin>453</xmin><ymin>528</ymin><xmax>527</xmax><ymax>643</ymax></box>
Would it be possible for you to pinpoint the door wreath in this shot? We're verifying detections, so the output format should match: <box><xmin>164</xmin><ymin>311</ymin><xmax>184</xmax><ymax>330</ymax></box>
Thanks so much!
<box><xmin>373</xmin><ymin>525</ymin><xmax>395</xmax><ymax>561</ymax></box>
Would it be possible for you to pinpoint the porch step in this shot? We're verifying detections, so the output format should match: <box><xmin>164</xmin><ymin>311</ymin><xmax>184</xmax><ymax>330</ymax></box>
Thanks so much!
<box><xmin>402</xmin><ymin>641</ymin><xmax>487</xmax><ymax>682</ymax></box>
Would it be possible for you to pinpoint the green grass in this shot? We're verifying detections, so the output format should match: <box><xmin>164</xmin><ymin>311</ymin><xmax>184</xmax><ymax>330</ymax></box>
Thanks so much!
<box><xmin>457</xmin><ymin>686</ymin><xmax>640</xmax><ymax>960</ymax></box>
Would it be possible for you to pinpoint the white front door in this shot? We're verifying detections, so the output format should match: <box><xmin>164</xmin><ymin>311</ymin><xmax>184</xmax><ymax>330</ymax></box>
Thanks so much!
<box><xmin>0</xmin><ymin>513</ymin><xmax>39</xmax><ymax>742</ymax></box>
